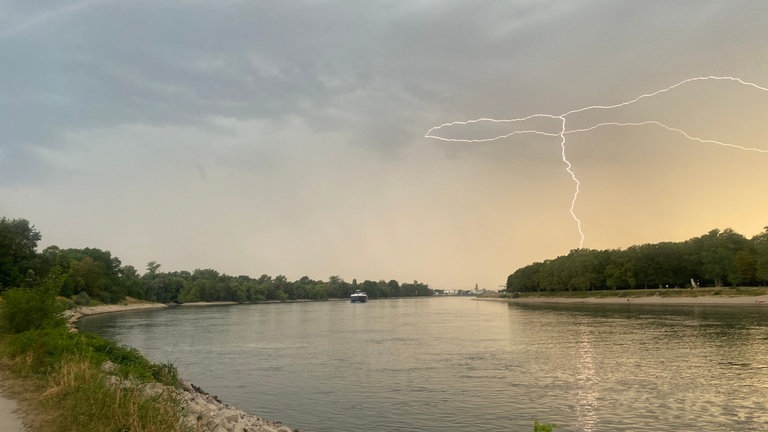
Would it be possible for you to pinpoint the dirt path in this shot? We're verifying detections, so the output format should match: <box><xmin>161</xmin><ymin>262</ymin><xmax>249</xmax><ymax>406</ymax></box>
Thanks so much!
<box><xmin>0</xmin><ymin>392</ymin><xmax>24</xmax><ymax>432</ymax></box>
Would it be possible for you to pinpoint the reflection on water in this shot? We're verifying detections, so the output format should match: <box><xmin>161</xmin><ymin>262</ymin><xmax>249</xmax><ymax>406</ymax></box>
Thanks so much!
<box><xmin>575</xmin><ymin>325</ymin><xmax>597</xmax><ymax>432</ymax></box>
<box><xmin>79</xmin><ymin>298</ymin><xmax>768</xmax><ymax>432</ymax></box>
<box><xmin>513</xmin><ymin>302</ymin><xmax>768</xmax><ymax>431</ymax></box>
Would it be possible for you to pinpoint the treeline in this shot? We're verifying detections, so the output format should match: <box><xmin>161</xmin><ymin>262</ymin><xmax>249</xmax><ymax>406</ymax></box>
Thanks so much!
<box><xmin>0</xmin><ymin>217</ymin><xmax>432</xmax><ymax>304</ymax></box>
<box><xmin>507</xmin><ymin>227</ymin><xmax>768</xmax><ymax>292</ymax></box>
<box><xmin>135</xmin><ymin>270</ymin><xmax>431</xmax><ymax>303</ymax></box>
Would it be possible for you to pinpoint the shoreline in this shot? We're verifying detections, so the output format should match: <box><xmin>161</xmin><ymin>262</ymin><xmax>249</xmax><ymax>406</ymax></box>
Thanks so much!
<box><xmin>63</xmin><ymin>301</ymin><xmax>299</xmax><ymax>432</ymax></box>
<box><xmin>64</xmin><ymin>301</ymin><xmax>252</xmax><ymax>330</ymax></box>
<box><xmin>64</xmin><ymin>302</ymin><xmax>169</xmax><ymax>331</ymax></box>
<box><xmin>502</xmin><ymin>294</ymin><xmax>768</xmax><ymax>306</ymax></box>
<box><xmin>15</xmin><ymin>295</ymin><xmax>765</xmax><ymax>431</ymax></box>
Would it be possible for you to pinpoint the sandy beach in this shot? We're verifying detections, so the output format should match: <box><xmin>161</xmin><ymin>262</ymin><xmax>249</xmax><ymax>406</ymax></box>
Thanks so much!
<box><xmin>507</xmin><ymin>294</ymin><xmax>768</xmax><ymax>305</ymax></box>
<box><xmin>64</xmin><ymin>302</ymin><xmax>169</xmax><ymax>331</ymax></box>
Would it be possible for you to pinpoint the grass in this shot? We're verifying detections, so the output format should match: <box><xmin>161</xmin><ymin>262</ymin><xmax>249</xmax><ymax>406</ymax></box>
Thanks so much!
<box><xmin>41</xmin><ymin>356</ymin><xmax>186</xmax><ymax>432</ymax></box>
<box><xmin>0</xmin><ymin>318</ymin><xmax>191</xmax><ymax>432</ymax></box>
<box><xmin>4</xmin><ymin>326</ymin><xmax>180</xmax><ymax>385</ymax></box>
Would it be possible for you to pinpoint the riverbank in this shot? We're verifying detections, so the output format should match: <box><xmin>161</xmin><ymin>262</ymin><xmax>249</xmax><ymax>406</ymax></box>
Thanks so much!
<box><xmin>505</xmin><ymin>293</ymin><xmax>768</xmax><ymax>306</ymax></box>
<box><xmin>64</xmin><ymin>301</ymin><xmax>169</xmax><ymax>331</ymax></box>
<box><xmin>3</xmin><ymin>301</ymin><xmax>299</xmax><ymax>432</ymax></box>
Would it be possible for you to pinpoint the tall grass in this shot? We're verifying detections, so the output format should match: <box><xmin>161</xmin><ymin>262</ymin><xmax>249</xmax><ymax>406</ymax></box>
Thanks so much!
<box><xmin>4</xmin><ymin>326</ymin><xmax>180</xmax><ymax>385</ymax></box>
<box><xmin>0</xmin><ymin>299</ymin><xmax>192</xmax><ymax>432</ymax></box>
<box><xmin>42</xmin><ymin>356</ymin><xmax>187</xmax><ymax>432</ymax></box>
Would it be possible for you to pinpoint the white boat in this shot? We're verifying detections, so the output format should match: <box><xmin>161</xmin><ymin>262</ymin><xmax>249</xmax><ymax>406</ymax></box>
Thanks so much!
<box><xmin>350</xmin><ymin>290</ymin><xmax>368</xmax><ymax>303</ymax></box>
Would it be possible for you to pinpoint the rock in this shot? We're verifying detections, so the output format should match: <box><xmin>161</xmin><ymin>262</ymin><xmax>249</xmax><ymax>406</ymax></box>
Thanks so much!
<box><xmin>99</xmin><ymin>362</ymin><xmax>299</xmax><ymax>431</ymax></box>
<box><xmin>142</xmin><ymin>382</ymin><xmax>166</xmax><ymax>398</ymax></box>
<box><xmin>101</xmin><ymin>360</ymin><xmax>117</xmax><ymax>374</ymax></box>
<box><xmin>179</xmin><ymin>380</ymin><xmax>301</xmax><ymax>431</ymax></box>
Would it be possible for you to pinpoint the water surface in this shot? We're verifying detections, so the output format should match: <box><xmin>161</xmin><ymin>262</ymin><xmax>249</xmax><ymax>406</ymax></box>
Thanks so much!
<box><xmin>79</xmin><ymin>297</ymin><xmax>768</xmax><ymax>431</ymax></box>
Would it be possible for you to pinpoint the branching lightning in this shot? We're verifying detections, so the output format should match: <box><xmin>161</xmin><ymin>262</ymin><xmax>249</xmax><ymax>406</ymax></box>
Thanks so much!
<box><xmin>425</xmin><ymin>76</ymin><xmax>768</xmax><ymax>248</ymax></box>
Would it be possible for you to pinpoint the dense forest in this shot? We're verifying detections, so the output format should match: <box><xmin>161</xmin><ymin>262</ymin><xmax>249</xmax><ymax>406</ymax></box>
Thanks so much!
<box><xmin>507</xmin><ymin>227</ymin><xmax>768</xmax><ymax>293</ymax></box>
<box><xmin>0</xmin><ymin>217</ymin><xmax>432</xmax><ymax>304</ymax></box>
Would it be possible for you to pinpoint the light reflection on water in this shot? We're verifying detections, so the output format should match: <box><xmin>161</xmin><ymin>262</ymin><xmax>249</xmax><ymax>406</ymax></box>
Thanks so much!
<box><xmin>575</xmin><ymin>325</ymin><xmax>597</xmax><ymax>432</ymax></box>
<box><xmin>79</xmin><ymin>298</ymin><xmax>768</xmax><ymax>432</ymax></box>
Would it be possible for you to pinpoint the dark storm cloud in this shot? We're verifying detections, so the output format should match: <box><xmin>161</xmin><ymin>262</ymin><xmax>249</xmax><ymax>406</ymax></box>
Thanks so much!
<box><xmin>0</xmin><ymin>1</ymin><xmax>579</xmax><ymax>149</ymax></box>
<box><xmin>3</xmin><ymin>0</ymin><xmax>755</xmax><ymax>154</ymax></box>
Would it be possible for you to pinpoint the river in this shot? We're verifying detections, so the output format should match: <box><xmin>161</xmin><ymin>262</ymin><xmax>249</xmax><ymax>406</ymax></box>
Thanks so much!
<box><xmin>78</xmin><ymin>297</ymin><xmax>768</xmax><ymax>431</ymax></box>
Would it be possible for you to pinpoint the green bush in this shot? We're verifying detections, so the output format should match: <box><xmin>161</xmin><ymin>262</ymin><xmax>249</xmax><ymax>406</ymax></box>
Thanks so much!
<box><xmin>534</xmin><ymin>420</ymin><xmax>556</xmax><ymax>432</ymax></box>
<box><xmin>0</xmin><ymin>285</ymin><xmax>64</xmax><ymax>334</ymax></box>
<box><xmin>73</xmin><ymin>291</ymin><xmax>91</xmax><ymax>306</ymax></box>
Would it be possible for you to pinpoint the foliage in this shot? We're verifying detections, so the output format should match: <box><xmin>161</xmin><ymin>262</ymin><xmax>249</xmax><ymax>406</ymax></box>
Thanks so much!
<box><xmin>73</xmin><ymin>290</ymin><xmax>91</xmax><ymax>306</ymax></box>
<box><xmin>534</xmin><ymin>420</ymin><xmax>556</xmax><ymax>432</ymax></box>
<box><xmin>754</xmin><ymin>228</ymin><xmax>768</xmax><ymax>283</ymax></box>
<box><xmin>0</xmin><ymin>216</ymin><xmax>434</xmax><ymax>307</ymax></box>
<box><xmin>0</xmin><ymin>280</ymin><xmax>65</xmax><ymax>334</ymax></box>
<box><xmin>508</xmin><ymin>226</ymin><xmax>768</xmax><ymax>293</ymax></box>
<box><xmin>140</xmin><ymin>270</ymin><xmax>431</xmax><ymax>304</ymax></box>
<box><xmin>60</xmin><ymin>248</ymin><xmax>125</xmax><ymax>303</ymax></box>
<box><xmin>0</xmin><ymin>217</ymin><xmax>42</xmax><ymax>290</ymax></box>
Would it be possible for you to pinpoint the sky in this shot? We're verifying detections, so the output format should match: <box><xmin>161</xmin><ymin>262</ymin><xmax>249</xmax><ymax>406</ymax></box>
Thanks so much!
<box><xmin>2</xmin><ymin>1</ymin><xmax>768</xmax><ymax>290</ymax></box>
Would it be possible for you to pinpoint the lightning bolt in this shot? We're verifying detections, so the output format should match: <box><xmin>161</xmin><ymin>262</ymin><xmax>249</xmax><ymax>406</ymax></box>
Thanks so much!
<box><xmin>425</xmin><ymin>76</ymin><xmax>768</xmax><ymax>248</ymax></box>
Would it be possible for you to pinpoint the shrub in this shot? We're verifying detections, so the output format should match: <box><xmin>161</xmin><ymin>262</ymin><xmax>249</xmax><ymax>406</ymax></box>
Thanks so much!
<box><xmin>534</xmin><ymin>420</ymin><xmax>556</xmax><ymax>432</ymax></box>
<box><xmin>0</xmin><ymin>285</ymin><xmax>64</xmax><ymax>334</ymax></box>
<box><xmin>5</xmin><ymin>326</ymin><xmax>79</xmax><ymax>374</ymax></box>
<box><xmin>73</xmin><ymin>291</ymin><xmax>91</xmax><ymax>306</ymax></box>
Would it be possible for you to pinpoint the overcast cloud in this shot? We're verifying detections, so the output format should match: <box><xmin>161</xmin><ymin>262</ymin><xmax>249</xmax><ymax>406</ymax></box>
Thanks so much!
<box><xmin>2</xmin><ymin>1</ymin><xmax>767</xmax><ymax>289</ymax></box>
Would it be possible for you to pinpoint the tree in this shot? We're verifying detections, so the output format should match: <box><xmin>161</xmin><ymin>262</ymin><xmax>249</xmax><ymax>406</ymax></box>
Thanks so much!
<box><xmin>146</xmin><ymin>261</ymin><xmax>161</xmax><ymax>276</ymax></box>
<box><xmin>64</xmin><ymin>248</ymin><xmax>125</xmax><ymax>303</ymax></box>
<box><xmin>69</xmin><ymin>257</ymin><xmax>109</xmax><ymax>298</ymax></box>
<box><xmin>0</xmin><ymin>218</ymin><xmax>42</xmax><ymax>291</ymax></box>
<box><xmin>694</xmin><ymin>229</ymin><xmax>748</xmax><ymax>287</ymax></box>
<box><xmin>39</xmin><ymin>245</ymin><xmax>66</xmax><ymax>276</ymax></box>
<box><xmin>505</xmin><ymin>226</ymin><xmax>768</xmax><ymax>292</ymax></box>
<box><xmin>327</xmin><ymin>275</ymin><xmax>350</xmax><ymax>298</ymax></box>
<box><xmin>386</xmin><ymin>280</ymin><xmax>401</xmax><ymax>297</ymax></box>
<box><xmin>754</xmin><ymin>227</ymin><xmax>768</xmax><ymax>285</ymax></box>
<box><xmin>119</xmin><ymin>265</ymin><xmax>142</xmax><ymax>298</ymax></box>
<box><xmin>604</xmin><ymin>249</ymin><xmax>634</xmax><ymax>289</ymax></box>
